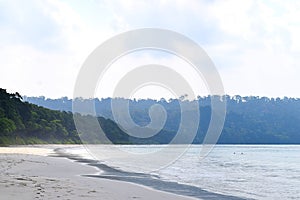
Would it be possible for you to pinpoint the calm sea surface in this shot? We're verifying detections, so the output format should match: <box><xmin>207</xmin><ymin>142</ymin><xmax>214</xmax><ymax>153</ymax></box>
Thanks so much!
<box><xmin>63</xmin><ymin>145</ymin><xmax>300</xmax><ymax>200</ymax></box>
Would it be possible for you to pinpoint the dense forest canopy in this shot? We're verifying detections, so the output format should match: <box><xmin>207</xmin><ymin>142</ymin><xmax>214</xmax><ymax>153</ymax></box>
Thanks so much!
<box><xmin>0</xmin><ymin>88</ymin><xmax>131</xmax><ymax>146</ymax></box>
<box><xmin>0</xmin><ymin>88</ymin><xmax>80</xmax><ymax>145</ymax></box>
<box><xmin>25</xmin><ymin>95</ymin><xmax>300</xmax><ymax>144</ymax></box>
<box><xmin>1</xmin><ymin>87</ymin><xmax>300</xmax><ymax>145</ymax></box>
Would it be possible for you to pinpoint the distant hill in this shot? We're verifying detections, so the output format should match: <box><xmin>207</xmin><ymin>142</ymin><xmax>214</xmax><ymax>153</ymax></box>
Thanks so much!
<box><xmin>24</xmin><ymin>95</ymin><xmax>300</xmax><ymax>144</ymax></box>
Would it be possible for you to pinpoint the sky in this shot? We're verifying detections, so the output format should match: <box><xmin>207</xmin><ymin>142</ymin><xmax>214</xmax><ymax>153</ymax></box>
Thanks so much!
<box><xmin>1</xmin><ymin>0</ymin><xmax>300</xmax><ymax>99</ymax></box>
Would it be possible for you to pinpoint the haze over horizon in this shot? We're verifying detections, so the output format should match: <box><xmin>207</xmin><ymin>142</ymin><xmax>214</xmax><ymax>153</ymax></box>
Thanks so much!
<box><xmin>1</xmin><ymin>0</ymin><xmax>300</xmax><ymax>99</ymax></box>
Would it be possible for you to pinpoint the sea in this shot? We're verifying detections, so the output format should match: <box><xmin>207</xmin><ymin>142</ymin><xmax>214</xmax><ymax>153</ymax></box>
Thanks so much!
<box><xmin>58</xmin><ymin>145</ymin><xmax>300</xmax><ymax>200</ymax></box>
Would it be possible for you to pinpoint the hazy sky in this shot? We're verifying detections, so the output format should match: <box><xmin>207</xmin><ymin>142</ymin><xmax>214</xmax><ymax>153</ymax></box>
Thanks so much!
<box><xmin>1</xmin><ymin>0</ymin><xmax>300</xmax><ymax>99</ymax></box>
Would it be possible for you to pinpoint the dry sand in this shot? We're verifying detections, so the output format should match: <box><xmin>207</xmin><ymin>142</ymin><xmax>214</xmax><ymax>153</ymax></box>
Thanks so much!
<box><xmin>0</xmin><ymin>146</ymin><xmax>196</xmax><ymax>200</ymax></box>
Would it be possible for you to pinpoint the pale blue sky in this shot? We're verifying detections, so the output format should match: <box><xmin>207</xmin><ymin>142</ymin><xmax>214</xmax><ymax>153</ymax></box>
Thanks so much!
<box><xmin>1</xmin><ymin>0</ymin><xmax>300</xmax><ymax>98</ymax></box>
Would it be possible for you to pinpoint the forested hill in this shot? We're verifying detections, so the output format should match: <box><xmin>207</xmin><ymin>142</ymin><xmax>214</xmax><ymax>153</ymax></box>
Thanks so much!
<box><xmin>2</xmin><ymin>88</ymin><xmax>300</xmax><ymax>145</ymax></box>
<box><xmin>0</xmin><ymin>88</ymin><xmax>132</xmax><ymax>146</ymax></box>
<box><xmin>0</xmin><ymin>88</ymin><xmax>80</xmax><ymax>145</ymax></box>
<box><xmin>25</xmin><ymin>95</ymin><xmax>300</xmax><ymax>144</ymax></box>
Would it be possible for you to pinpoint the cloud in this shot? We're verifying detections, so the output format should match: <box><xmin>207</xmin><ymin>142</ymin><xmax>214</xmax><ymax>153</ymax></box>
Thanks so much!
<box><xmin>202</xmin><ymin>0</ymin><xmax>300</xmax><ymax>97</ymax></box>
<box><xmin>1</xmin><ymin>0</ymin><xmax>300</xmax><ymax>98</ymax></box>
<box><xmin>95</xmin><ymin>50</ymin><xmax>209</xmax><ymax>99</ymax></box>
<box><xmin>0</xmin><ymin>0</ymin><xmax>114</xmax><ymax>98</ymax></box>
<box><xmin>0</xmin><ymin>1</ymin><xmax>61</xmax><ymax>50</ymax></box>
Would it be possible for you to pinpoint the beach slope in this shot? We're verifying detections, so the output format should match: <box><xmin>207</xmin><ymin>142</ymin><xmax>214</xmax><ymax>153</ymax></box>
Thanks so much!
<box><xmin>0</xmin><ymin>146</ymin><xmax>195</xmax><ymax>200</ymax></box>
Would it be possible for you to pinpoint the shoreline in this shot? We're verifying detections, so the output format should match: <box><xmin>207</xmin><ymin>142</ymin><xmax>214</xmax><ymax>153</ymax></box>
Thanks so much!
<box><xmin>54</xmin><ymin>147</ymin><xmax>247</xmax><ymax>200</ymax></box>
<box><xmin>0</xmin><ymin>145</ymin><xmax>196</xmax><ymax>200</ymax></box>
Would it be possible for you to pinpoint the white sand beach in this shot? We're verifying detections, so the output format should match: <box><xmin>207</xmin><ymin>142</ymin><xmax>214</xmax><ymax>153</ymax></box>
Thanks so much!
<box><xmin>0</xmin><ymin>146</ymin><xmax>196</xmax><ymax>200</ymax></box>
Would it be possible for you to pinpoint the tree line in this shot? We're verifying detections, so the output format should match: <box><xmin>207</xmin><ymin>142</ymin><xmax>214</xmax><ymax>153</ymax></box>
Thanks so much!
<box><xmin>2</xmin><ymin>89</ymin><xmax>300</xmax><ymax>145</ymax></box>
<box><xmin>24</xmin><ymin>95</ymin><xmax>300</xmax><ymax>144</ymax></box>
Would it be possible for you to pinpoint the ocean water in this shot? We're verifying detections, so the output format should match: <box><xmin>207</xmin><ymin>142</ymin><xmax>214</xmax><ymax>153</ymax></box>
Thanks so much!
<box><xmin>62</xmin><ymin>145</ymin><xmax>300</xmax><ymax>200</ymax></box>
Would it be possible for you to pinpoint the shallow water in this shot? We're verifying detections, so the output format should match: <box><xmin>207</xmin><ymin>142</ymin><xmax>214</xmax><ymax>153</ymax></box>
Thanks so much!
<box><xmin>64</xmin><ymin>145</ymin><xmax>300</xmax><ymax>200</ymax></box>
